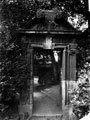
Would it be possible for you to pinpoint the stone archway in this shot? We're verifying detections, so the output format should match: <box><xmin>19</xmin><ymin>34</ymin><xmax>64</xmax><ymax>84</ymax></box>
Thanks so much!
<box><xmin>27</xmin><ymin>42</ymin><xmax>76</xmax><ymax>117</ymax></box>
<box><xmin>17</xmin><ymin>9</ymin><xmax>79</xmax><ymax>119</ymax></box>
<box><xmin>18</xmin><ymin>33</ymin><xmax>77</xmax><ymax>120</ymax></box>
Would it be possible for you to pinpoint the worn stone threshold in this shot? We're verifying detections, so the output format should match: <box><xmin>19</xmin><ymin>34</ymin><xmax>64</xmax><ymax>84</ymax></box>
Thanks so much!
<box><xmin>32</xmin><ymin>114</ymin><xmax>63</xmax><ymax>117</ymax></box>
<box><xmin>30</xmin><ymin>115</ymin><xmax>63</xmax><ymax>120</ymax></box>
<box><xmin>30</xmin><ymin>113</ymin><xmax>63</xmax><ymax>120</ymax></box>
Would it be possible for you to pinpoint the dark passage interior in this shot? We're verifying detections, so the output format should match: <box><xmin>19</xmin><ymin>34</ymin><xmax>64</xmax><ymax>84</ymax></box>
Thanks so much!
<box><xmin>33</xmin><ymin>47</ymin><xmax>62</xmax><ymax>115</ymax></box>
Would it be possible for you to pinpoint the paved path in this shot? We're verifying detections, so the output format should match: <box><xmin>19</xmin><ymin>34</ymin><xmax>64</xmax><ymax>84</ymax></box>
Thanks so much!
<box><xmin>33</xmin><ymin>85</ymin><xmax>61</xmax><ymax>116</ymax></box>
<box><xmin>31</xmin><ymin>105</ymin><xmax>77</xmax><ymax>120</ymax></box>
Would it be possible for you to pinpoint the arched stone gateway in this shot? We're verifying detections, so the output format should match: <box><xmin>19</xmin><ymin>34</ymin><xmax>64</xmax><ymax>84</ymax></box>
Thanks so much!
<box><xmin>17</xmin><ymin>10</ymin><xmax>82</xmax><ymax>120</ymax></box>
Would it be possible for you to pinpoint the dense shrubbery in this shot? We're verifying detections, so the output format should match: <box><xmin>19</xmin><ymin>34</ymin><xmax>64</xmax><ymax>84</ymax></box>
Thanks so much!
<box><xmin>71</xmin><ymin>69</ymin><xmax>90</xmax><ymax>119</ymax></box>
<box><xmin>0</xmin><ymin>36</ymin><xmax>29</xmax><ymax>111</ymax></box>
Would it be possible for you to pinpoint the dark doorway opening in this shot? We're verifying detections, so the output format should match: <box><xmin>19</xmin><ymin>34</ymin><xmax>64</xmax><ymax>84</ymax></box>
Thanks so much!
<box><xmin>33</xmin><ymin>47</ymin><xmax>62</xmax><ymax>116</ymax></box>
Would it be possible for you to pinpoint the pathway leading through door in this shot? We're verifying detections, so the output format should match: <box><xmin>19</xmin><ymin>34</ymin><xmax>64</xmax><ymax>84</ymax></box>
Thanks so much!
<box><xmin>33</xmin><ymin>48</ymin><xmax>62</xmax><ymax>116</ymax></box>
<box><xmin>33</xmin><ymin>77</ymin><xmax>61</xmax><ymax>116</ymax></box>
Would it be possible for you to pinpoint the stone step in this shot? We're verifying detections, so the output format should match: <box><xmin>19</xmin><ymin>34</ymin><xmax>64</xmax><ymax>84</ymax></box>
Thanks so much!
<box><xmin>30</xmin><ymin>115</ymin><xmax>63</xmax><ymax>120</ymax></box>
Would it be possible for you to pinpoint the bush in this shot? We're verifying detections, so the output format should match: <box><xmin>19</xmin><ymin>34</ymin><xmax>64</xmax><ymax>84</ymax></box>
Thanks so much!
<box><xmin>71</xmin><ymin>76</ymin><xmax>90</xmax><ymax>119</ymax></box>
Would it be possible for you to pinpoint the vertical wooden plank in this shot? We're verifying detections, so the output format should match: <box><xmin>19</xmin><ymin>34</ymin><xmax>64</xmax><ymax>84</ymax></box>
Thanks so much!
<box><xmin>59</xmin><ymin>51</ymin><xmax>62</xmax><ymax>111</ymax></box>
<box><xmin>62</xmin><ymin>49</ymin><xmax>66</xmax><ymax>80</ymax></box>
<box><xmin>70</xmin><ymin>53</ymin><xmax>76</xmax><ymax>81</ymax></box>
<box><xmin>65</xmin><ymin>46</ymin><xmax>70</xmax><ymax>105</ymax></box>
<box><xmin>69</xmin><ymin>44</ymin><xmax>76</xmax><ymax>104</ymax></box>
<box><xmin>62</xmin><ymin>46</ymin><xmax>70</xmax><ymax>107</ymax></box>
<box><xmin>61</xmin><ymin>48</ymin><xmax>66</xmax><ymax>109</ymax></box>
<box><xmin>29</xmin><ymin>46</ymin><xmax>33</xmax><ymax>116</ymax></box>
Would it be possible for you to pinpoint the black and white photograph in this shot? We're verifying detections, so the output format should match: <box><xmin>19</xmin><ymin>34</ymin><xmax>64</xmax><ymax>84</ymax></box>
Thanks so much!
<box><xmin>0</xmin><ymin>0</ymin><xmax>90</xmax><ymax>120</ymax></box>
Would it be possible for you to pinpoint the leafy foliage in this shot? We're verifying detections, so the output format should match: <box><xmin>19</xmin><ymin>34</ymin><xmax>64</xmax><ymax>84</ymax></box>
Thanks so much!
<box><xmin>1</xmin><ymin>0</ymin><xmax>38</xmax><ymax>28</ymax></box>
<box><xmin>71</xmin><ymin>62</ymin><xmax>90</xmax><ymax>119</ymax></box>
<box><xmin>0</xmin><ymin>0</ymin><xmax>32</xmax><ymax>111</ymax></box>
<box><xmin>71</xmin><ymin>76</ymin><xmax>90</xmax><ymax>118</ymax></box>
<box><xmin>76</xmin><ymin>35</ymin><xmax>90</xmax><ymax>70</ymax></box>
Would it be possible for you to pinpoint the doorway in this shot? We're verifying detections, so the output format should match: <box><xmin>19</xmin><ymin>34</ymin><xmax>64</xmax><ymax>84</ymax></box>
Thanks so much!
<box><xmin>33</xmin><ymin>47</ymin><xmax>62</xmax><ymax>116</ymax></box>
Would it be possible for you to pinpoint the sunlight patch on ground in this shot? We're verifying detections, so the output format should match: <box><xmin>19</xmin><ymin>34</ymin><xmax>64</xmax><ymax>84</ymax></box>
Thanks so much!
<box><xmin>34</xmin><ymin>92</ymin><xmax>42</xmax><ymax>98</ymax></box>
<box><xmin>33</xmin><ymin>85</ymin><xmax>61</xmax><ymax>115</ymax></box>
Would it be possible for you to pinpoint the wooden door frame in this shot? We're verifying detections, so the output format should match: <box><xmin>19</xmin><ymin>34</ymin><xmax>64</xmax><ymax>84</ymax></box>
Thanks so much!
<box><xmin>29</xmin><ymin>43</ymin><xmax>70</xmax><ymax>117</ymax></box>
